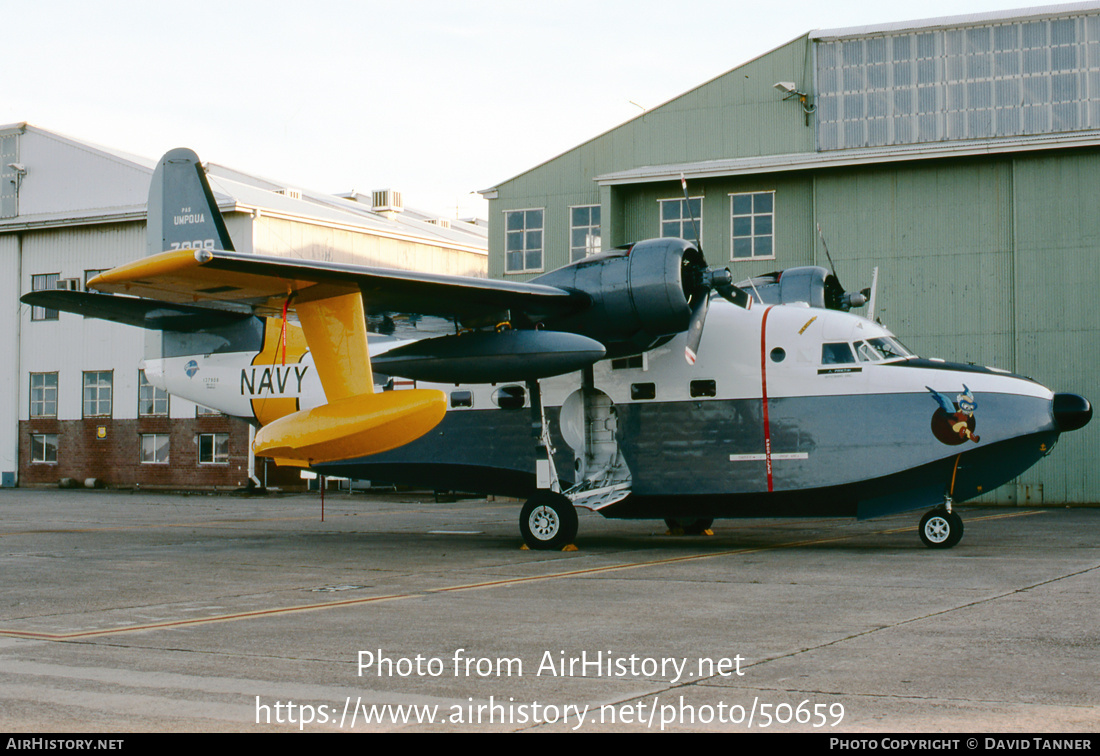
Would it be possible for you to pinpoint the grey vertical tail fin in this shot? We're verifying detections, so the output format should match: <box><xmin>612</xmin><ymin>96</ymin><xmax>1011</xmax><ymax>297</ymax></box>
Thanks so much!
<box><xmin>147</xmin><ymin>148</ymin><xmax>235</xmax><ymax>255</ymax></box>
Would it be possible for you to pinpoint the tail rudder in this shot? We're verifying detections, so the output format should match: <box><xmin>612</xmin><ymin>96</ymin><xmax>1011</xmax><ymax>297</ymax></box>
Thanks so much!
<box><xmin>147</xmin><ymin>148</ymin><xmax>235</xmax><ymax>255</ymax></box>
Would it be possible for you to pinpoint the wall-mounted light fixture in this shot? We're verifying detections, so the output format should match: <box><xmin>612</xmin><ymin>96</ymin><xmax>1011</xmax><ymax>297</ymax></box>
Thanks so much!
<box><xmin>7</xmin><ymin>162</ymin><xmax>27</xmax><ymax>193</ymax></box>
<box><xmin>773</xmin><ymin>82</ymin><xmax>816</xmax><ymax>125</ymax></box>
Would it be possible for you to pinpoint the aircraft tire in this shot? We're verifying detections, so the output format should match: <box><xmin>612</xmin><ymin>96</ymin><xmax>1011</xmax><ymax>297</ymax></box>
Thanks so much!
<box><xmin>520</xmin><ymin>492</ymin><xmax>578</xmax><ymax>550</ymax></box>
<box><xmin>664</xmin><ymin>517</ymin><xmax>714</xmax><ymax>535</ymax></box>
<box><xmin>919</xmin><ymin>509</ymin><xmax>964</xmax><ymax>549</ymax></box>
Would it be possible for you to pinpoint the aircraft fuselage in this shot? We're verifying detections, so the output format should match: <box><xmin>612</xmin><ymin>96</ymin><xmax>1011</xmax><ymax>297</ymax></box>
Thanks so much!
<box><xmin>146</xmin><ymin>299</ymin><xmax>1080</xmax><ymax>521</ymax></box>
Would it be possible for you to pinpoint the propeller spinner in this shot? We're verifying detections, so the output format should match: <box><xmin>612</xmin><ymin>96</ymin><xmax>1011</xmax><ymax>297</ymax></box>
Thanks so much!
<box><xmin>678</xmin><ymin>174</ymin><xmax>751</xmax><ymax>364</ymax></box>
<box><xmin>682</xmin><ymin>253</ymin><xmax>751</xmax><ymax>365</ymax></box>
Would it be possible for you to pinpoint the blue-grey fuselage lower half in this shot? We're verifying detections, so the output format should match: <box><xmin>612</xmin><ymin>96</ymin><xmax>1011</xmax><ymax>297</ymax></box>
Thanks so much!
<box><xmin>316</xmin><ymin>386</ymin><xmax>1060</xmax><ymax>521</ymax></box>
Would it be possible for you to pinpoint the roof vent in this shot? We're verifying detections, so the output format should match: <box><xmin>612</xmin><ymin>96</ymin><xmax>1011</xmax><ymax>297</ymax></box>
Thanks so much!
<box><xmin>427</xmin><ymin>218</ymin><xmax>451</xmax><ymax>229</ymax></box>
<box><xmin>372</xmin><ymin>189</ymin><xmax>403</xmax><ymax>215</ymax></box>
<box><xmin>275</xmin><ymin>188</ymin><xmax>302</xmax><ymax>200</ymax></box>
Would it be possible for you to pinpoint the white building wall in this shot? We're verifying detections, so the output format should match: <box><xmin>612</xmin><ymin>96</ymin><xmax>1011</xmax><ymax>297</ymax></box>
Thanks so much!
<box><xmin>253</xmin><ymin>216</ymin><xmax>486</xmax><ymax>278</ymax></box>
<box><xmin>19</xmin><ymin>224</ymin><xmax>146</xmax><ymax>423</ymax></box>
<box><xmin>0</xmin><ymin>235</ymin><xmax>20</xmax><ymax>484</ymax></box>
<box><xmin>17</xmin><ymin>128</ymin><xmax>150</xmax><ymax>219</ymax></box>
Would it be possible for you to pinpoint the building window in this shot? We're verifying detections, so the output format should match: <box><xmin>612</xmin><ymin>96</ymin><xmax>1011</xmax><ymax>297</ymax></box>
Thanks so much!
<box><xmin>30</xmin><ymin>273</ymin><xmax>60</xmax><ymax>320</ymax></box>
<box><xmin>84</xmin><ymin>269</ymin><xmax>107</xmax><ymax>289</ymax></box>
<box><xmin>30</xmin><ymin>373</ymin><xmax>58</xmax><ymax>418</ymax></box>
<box><xmin>659</xmin><ymin>197</ymin><xmax>702</xmax><ymax>242</ymax></box>
<box><xmin>138</xmin><ymin>370</ymin><xmax>169</xmax><ymax>417</ymax></box>
<box><xmin>141</xmin><ymin>434</ymin><xmax>169</xmax><ymax>464</ymax></box>
<box><xmin>198</xmin><ymin>433</ymin><xmax>229</xmax><ymax>464</ymax></box>
<box><xmin>82</xmin><ymin>371</ymin><xmax>113</xmax><ymax>417</ymax></box>
<box><xmin>196</xmin><ymin>405</ymin><xmax>223</xmax><ymax>417</ymax></box>
<box><xmin>31</xmin><ymin>433</ymin><xmax>58</xmax><ymax>464</ymax></box>
<box><xmin>570</xmin><ymin>205</ymin><xmax>601</xmax><ymax>262</ymax></box>
<box><xmin>815</xmin><ymin>17</ymin><xmax>1100</xmax><ymax>150</ymax></box>
<box><xmin>505</xmin><ymin>209</ymin><xmax>544</xmax><ymax>273</ymax></box>
<box><xmin>730</xmin><ymin>192</ymin><xmax>775</xmax><ymax>260</ymax></box>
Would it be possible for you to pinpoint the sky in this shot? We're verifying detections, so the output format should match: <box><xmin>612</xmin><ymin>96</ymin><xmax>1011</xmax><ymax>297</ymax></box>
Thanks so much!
<box><xmin>1</xmin><ymin>0</ymin><xmax>1068</xmax><ymax>218</ymax></box>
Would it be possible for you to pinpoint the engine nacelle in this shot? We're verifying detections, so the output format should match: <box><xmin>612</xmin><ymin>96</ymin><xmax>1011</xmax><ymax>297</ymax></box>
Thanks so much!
<box><xmin>531</xmin><ymin>238</ymin><xmax>703</xmax><ymax>357</ymax></box>
<box><xmin>738</xmin><ymin>266</ymin><xmax>866</xmax><ymax>311</ymax></box>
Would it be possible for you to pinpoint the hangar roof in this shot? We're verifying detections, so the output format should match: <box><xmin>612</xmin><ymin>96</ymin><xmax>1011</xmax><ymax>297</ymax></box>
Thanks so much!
<box><xmin>0</xmin><ymin>123</ymin><xmax>485</xmax><ymax>255</ymax></box>
<box><xmin>812</xmin><ymin>1</ymin><xmax>1100</xmax><ymax>39</ymax></box>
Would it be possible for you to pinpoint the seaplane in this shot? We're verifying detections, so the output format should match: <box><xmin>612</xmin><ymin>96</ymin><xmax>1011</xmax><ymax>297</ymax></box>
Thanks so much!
<box><xmin>23</xmin><ymin>149</ymin><xmax>1092</xmax><ymax>550</ymax></box>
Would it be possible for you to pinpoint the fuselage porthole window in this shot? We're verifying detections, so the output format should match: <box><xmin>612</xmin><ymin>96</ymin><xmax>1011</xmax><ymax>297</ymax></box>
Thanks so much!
<box><xmin>492</xmin><ymin>385</ymin><xmax>527</xmax><ymax>410</ymax></box>
<box><xmin>690</xmin><ymin>379</ymin><xmax>717</xmax><ymax>398</ymax></box>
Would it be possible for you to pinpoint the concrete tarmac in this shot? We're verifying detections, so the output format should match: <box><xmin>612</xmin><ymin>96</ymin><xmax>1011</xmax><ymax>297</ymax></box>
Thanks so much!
<box><xmin>0</xmin><ymin>488</ymin><xmax>1096</xmax><ymax>733</ymax></box>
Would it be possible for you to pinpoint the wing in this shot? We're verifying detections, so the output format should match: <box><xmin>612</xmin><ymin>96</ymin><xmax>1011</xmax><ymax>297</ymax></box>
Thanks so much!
<box><xmin>926</xmin><ymin>386</ymin><xmax>957</xmax><ymax>414</ymax></box>
<box><xmin>84</xmin><ymin>247</ymin><xmax>586</xmax><ymax>328</ymax></box>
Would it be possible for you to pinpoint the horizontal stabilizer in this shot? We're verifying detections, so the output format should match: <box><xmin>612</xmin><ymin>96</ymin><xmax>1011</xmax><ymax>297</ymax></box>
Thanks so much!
<box><xmin>20</xmin><ymin>290</ymin><xmax>251</xmax><ymax>331</ymax></box>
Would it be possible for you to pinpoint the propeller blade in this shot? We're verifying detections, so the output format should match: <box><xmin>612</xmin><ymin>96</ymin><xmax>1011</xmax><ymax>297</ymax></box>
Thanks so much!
<box><xmin>680</xmin><ymin>263</ymin><xmax>751</xmax><ymax>364</ymax></box>
<box><xmin>684</xmin><ymin>293</ymin><xmax>709</xmax><ymax>365</ymax></box>
<box><xmin>714</xmin><ymin>279</ymin><xmax>751</xmax><ymax>309</ymax></box>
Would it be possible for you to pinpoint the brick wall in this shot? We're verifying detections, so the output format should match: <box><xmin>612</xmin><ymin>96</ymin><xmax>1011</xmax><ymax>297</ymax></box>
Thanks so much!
<box><xmin>19</xmin><ymin>415</ymin><xmax>253</xmax><ymax>489</ymax></box>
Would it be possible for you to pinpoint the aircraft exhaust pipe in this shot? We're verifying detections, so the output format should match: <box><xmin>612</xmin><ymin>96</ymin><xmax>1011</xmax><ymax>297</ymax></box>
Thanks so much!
<box><xmin>1053</xmin><ymin>393</ymin><xmax>1092</xmax><ymax>433</ymax></box>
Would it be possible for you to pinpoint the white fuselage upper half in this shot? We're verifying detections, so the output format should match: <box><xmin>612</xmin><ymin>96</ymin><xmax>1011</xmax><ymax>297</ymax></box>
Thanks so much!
<box><xmin>142</xmin><ymin>299</ymin><xmax>1053</xmax><ymax>421</ymax></box>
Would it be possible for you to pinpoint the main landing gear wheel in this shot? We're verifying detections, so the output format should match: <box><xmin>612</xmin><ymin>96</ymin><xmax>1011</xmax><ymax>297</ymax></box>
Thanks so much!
<box><xmin>919</xmin><ymin>509</ymin><xmax>964</xmax><ymax>549</ymax></box>
<box><xmin>664</xmin><ymin>517</ymin><xmax>714</xmax><ymax>536</ymax></box>
<box><xmin>520</xmin><ymin>492</ymin><xmax>579</xmax><ymax>550</ymax></box>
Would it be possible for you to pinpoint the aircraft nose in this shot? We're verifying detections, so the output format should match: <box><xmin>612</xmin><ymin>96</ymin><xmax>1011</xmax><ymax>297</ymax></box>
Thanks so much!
<box><xmin>1053</xmin><ymin>393</ymin><xmax>1092</xmax><ymax>432</ymax></box>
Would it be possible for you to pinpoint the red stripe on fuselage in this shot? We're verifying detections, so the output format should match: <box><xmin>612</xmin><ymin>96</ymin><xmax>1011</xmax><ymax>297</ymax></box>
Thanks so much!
<box><xmin>760</xmin><ymin>306</ymin><xmax>775</xmax><ymax>492</ymax></box>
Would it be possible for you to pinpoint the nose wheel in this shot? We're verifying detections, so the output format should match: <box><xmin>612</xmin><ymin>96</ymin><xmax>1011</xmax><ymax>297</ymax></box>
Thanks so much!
<box><xmin>919</xmin><ymin>508</ymin><xmax>964</xmax><ymax>549</ymax></box>
<box><xmin>520</xmin><ymin>492</ymin><xmax>578</xmax><ymax>550</ymax></box>
<box><xmin>664</xmin><ymin>517</ymin><xmax>715</xmax><ymax>536</ymax></box>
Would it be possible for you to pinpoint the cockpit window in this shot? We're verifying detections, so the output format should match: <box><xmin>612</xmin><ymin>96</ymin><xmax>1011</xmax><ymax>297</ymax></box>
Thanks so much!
<box><xmin>821</xmin><ymin>342</ymin><xmax>856</xmax><ymax>365</ymax></box>
<box><xmin>867</xmin><ymin>337</ymin><xmax>913</xmax><ymax>360</ymax></box>
<box><xmin>855</xmin><ymin>340</ymin><xmax>882</xmax><ymax>362</ymax></box>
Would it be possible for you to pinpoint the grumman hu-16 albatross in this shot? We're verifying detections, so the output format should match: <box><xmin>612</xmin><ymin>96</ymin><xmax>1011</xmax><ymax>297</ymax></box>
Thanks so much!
<box><xmin>24</xmin><ymin>149</ymin><xmax>1092</xmax><ymax>550</ymax></box>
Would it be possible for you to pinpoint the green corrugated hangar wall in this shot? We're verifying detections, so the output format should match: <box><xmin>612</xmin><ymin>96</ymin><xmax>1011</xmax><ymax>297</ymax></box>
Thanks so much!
<box><xmin>488</xmin><ymin>33</ymin><xmax>1100</xmax><ymax>505</ymax></box>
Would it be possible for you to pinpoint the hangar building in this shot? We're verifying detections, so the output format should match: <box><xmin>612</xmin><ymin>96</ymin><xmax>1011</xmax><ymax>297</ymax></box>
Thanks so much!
<box><xmin>483</xmin><ymin>3</ymin><xmax>1100</xmax><ymax>505</ymax></box>
<box><xmin>1</xmin><ymin>124</ymin><xmax>487</xmax><ymax>489</ymax></box>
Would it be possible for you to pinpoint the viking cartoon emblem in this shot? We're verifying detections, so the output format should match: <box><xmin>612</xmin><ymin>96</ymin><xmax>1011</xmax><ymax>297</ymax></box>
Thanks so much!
<box><xmin>927</xmin><ymin>385</ymin><xmax>980</xmax><ymax>445</ymax></box>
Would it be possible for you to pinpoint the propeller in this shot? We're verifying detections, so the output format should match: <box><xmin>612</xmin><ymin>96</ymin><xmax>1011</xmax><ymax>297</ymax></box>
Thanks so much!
<box><xmin>679</xmin><ymin>175</ymin><xmax>751</xmax><ymax>365</ymax></box>
<box><xmin>817</xmin><ymin>223</ymin><xmax>868</xmax><ymax>312</ymax></box>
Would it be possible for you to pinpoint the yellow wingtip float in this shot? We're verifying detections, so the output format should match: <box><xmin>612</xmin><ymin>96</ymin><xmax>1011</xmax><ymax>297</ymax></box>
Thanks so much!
<box><xmin>251</xmin><ymin>291</ymin><xmax>447</xmax><ymax>464</ymax></box>
<box><xmin>253</xmin><ymin>390</ymin><xmax>446</xmax><ymax>464</ymax></box>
